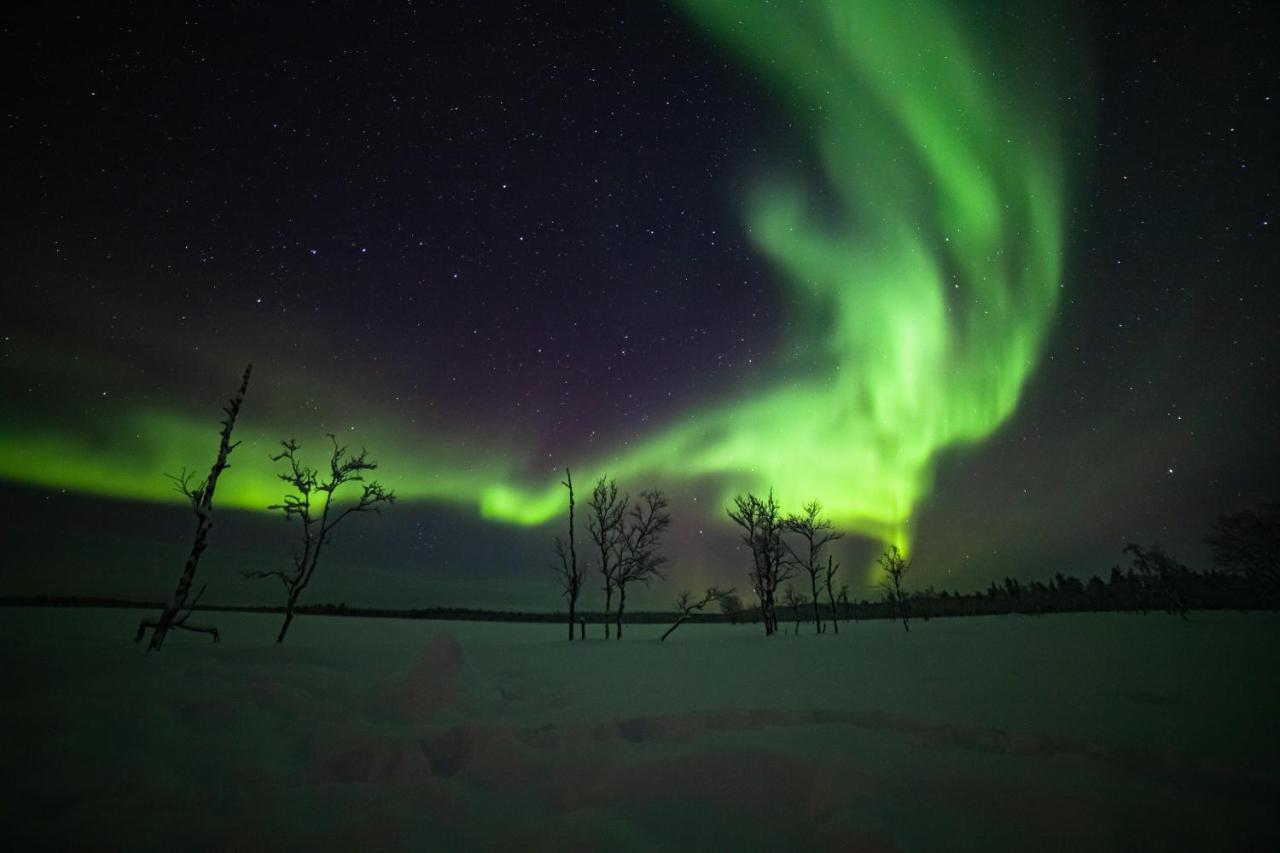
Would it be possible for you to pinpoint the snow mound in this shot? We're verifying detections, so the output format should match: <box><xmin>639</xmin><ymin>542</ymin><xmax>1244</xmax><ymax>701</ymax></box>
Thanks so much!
<box><xmin>386</xmin><ymin>633</ymin><xmax>465</xmax><ymax>717</ymax></box>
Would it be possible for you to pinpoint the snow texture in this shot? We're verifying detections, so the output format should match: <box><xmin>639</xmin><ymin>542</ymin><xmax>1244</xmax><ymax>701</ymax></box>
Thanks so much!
<box><xmin>2</xmin><ymin>608</ymin><xmax>1278</xmax><ymax>851</ymax></box>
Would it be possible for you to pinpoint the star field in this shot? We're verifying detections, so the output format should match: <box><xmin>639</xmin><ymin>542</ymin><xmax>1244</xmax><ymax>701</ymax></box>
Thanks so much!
<box><xmin>1</xmin><ymin>0</ymin><xmax>1276</xmax><ymax>606</ymax></box>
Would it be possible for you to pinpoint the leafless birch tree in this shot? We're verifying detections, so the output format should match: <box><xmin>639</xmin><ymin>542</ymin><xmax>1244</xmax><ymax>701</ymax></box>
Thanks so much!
<box><xmin>728</xmin><ymin>490</ymin><xmax>789</xmax><ymax>635</ymax></box>
<box><xmin>586</xmin><ymin>476</ymin><xmax>627</xmax><ymax>639</ymax></box>
<box><xmin>877</xmin><ymin>544</ymin><xmax>912</xmax><ymax>632</ymax></box>
<box><xmin>245</xmin><ymin>435</ymin><xmax>394</xmax><ymax>644</ymax></box>
<box><xmin>614</xmin><ymin>490</ymin><xmax>671</xmax><ymax>639</ymax></box>
<box><xmin>784</xmin><ymin>500</ymin><xmax>843</xmax><ymax>634</ymax></box>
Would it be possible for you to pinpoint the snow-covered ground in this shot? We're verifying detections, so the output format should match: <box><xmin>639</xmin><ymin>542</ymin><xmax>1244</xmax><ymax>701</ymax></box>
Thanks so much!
<box><xmin>3</xmin><ymin>608</ymin><xmax>1277</xmax><ymax>851</ymax></box>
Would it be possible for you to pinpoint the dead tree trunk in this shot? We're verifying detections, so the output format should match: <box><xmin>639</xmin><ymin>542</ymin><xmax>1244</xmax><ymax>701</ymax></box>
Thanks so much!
<box><xmin>553</xmin><ymin>469</ymin><xmax>582</xmax><ymax>641</ymax></box>
<box><xmin>565</xmin><ymin>470</ymin><xmax>579</xmax><ymax>640</ymax></box>
<box><xmin>136</xmin><ymin>364</ymin><xmax>251</xmax><ymax>651</ymax></box>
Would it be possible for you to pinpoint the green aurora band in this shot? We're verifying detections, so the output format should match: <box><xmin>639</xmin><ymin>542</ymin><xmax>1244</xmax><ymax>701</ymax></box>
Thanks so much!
<box><xmin>0</xmin><ymin>0</ymin><xmax>1073</xmax><ymax>561</ymax></box>
<box><xmin>484</xmin><ymin>0</ymin><xmax>1071</xmax><ymax>550</ymax></box>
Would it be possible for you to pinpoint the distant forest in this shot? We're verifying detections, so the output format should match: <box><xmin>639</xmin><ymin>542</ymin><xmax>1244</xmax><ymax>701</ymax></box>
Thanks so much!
<box><xmin>3</xmin><ymin>561</ymin><xmax>1275</xmax><ymax>626</ymax></box>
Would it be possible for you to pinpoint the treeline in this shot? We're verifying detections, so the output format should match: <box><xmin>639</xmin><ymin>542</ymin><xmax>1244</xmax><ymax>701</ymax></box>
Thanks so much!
<box><xmin>7</xmin><ymin>496</ymin><xmax>1280</xmax><ymax>628</ymax></box>
<box><xmin>747</xmin><ymin>564</ymin><xmax>1277</xmax><ymax>627</ymax></box>
<box><xmin>735</xmin><ymin>514</ymin><xmax>1280</xmax><ymax>630</ymax></box>
<box><xmin>8</xmin><ymin>556</ymin><xmax>1274</xmax><ymax>628</ymax></box>
<box><xmin>0</xmin><ymin>596</ymin><xmax>726</xmax><ymax>625</ymax></box>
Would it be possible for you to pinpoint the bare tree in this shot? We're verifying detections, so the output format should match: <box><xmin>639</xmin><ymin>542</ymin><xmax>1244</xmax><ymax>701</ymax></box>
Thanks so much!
<box><xmin>727</xmin><ymin>490</ymin><xmax>790</xmax><ymax>636</ymax></box>
<box><xmin>783</xmin><ymin>584</ymin><xmax>806</xmax><ymax>635</ymax></box>
<box><xmin>914</xmin><ymin>587</ymin><xmax>936</xmax><ymax>621</ymax></box>
<box><xmin>1205</xmin><ymin>504</ymin><xmax>1280</xmax><ymax>592</ymax></box>
<box><xmin>719</xmin><ymin>593</ymin><xmax>744</xmax><ymax>625</ymax></box>
<box><xmin>552</xmin><ymin>468</ymin><xmax>584</xmax><ymax>641</ymax></box>
<box><xmin>586</xmin><ymin>476</ymin><xmax>627</xmax><ymax>639</ymax></box>
<box><xmin>784</xmin><ymin>500</ymin><xmax>843</xmax><ymax>634</ymax></box>
<box><xmin>661</xmin><ymin>587</ymin><xmax>734</xmax><ymax>642</ymax></box>
<box><xmin>614</xmin><ymin>490</ymin><xmax>671</xmax><ymax>639</ymax></box>
<box><xmin>877</xmin><ymin>544</ymin><xmax>912</xmax><ymax>632</ymax></box>
<box><xmin>822</xmin><ymin>556</ymin><xmax>841</xmax><ymax>635</ymax></box>
<box><xmin>245</xmin><ymin>435</ymin><xmax>394</xmax><ymax>644</ymax></box>
<box><xmin>136</xmin><ymin>364</ymin><xmax>251</xmax><ymax>651</ymax></box>
<box><xmin>1123</xmin><ymin>543</ymin><xmax>1191</xmax><ymax>620</ymax></box>
<box><xmin>838</xmin><ymin>584</ymin><xmax>852</xmax><ymax>622</ymax></box>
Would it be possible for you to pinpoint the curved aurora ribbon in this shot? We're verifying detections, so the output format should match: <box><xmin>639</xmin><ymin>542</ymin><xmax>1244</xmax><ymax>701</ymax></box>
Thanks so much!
<box><xmin>482</xmin><ymin>0</ymin><xmax>1070</xmax><ymax>550</ymax></box>
<box><xmin>0</xmin><ymin>0</ymin><xmax>1073</xmax><ymax>560</ymax></box>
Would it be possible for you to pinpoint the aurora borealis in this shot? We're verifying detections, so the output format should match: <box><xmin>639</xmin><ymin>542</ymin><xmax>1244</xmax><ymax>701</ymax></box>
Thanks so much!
<box><xmin>485</xmin><ymin>0</ymin><xmax>1070</xmax><ymax>550</ymax></box>
<box><xmin>2</xmin><ymin>0</ymin><xmax>1276</xmax><ymax>605</ymax></box>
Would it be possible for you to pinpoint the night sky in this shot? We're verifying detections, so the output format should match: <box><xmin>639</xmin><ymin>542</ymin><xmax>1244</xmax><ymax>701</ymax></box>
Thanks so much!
<box><xmin>2</xmin><ymin>0</ymin><xmax>1276</xmax><ymax>608</ymax></box>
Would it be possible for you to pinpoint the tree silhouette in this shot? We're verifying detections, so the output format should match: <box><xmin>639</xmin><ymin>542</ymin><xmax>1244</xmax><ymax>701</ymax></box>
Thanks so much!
<box><xmin>585</xmin><ymin>476</ymin><xmax>627</xmax><ymax>639</ymax></box>
<box><xmin>822</xmin><ymin>556</ymin><xmax>842</xmax><ymax>634</ymax></box>
<box><xmin>877</xmin><ymin>544</ymin><xmax>912</xmax><ymax>632</ymax></box>
<box><xmin>719</xmin><ymin>593</ymin><xmax>744</xmax><ymax>625</ymax></box>
<box><xmin>1205</xmin><ymin>504</ymin><xmax>1280</xmax><ymax>593</ymax></box>
<box><xmin>661</xmin><ymin>587</ymin><xmax>734</xmax><ymax>642</ymax></box>
<box><xmin>784</xmin><ymin>500</ymin><xmax>843</xmax><ymax>633</ymax></box>
<box><xmin>783</xmin><ymin>584</ymin><xmax>806</xmax><ymax>635</ymax></box>
<box><xmin>1123</xmin><ymin>543</ymin><xmax>1191</xmax><ymax>620</ymax></box>
<box><xmin>135</xmin><ymin>364</ymin><xmax>251</xmax><ymax>651</ymax></box>
<box><xmin>727</xmin><ymin>490</ymin><xmax>790</xmax><ymax>635</ymax></box>
<box><xmin>245</xmin><ymin>435</ymin><xmax>394</xmax><ymax>644</ymax></box>
<box><xmin>614</xmin><ymin>490</ymin><xmax>671</xmax><ymax>639</ymax></box>
<box><xmin>552</xmin><ymin>468</ymin><xmax>583</xmax><ymax>641</ymax></box>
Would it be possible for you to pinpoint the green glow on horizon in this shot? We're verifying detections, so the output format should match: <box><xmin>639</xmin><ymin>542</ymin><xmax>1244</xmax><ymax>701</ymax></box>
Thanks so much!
<box><xmin>0</xmin><ymin>0</ymin><xmax>1073</xmax><ymax>567</ymax></box>
<box><xmin>0</xmin><ymin>407</ymin><xmax>511</xmax><ymax>512</ymax></box>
